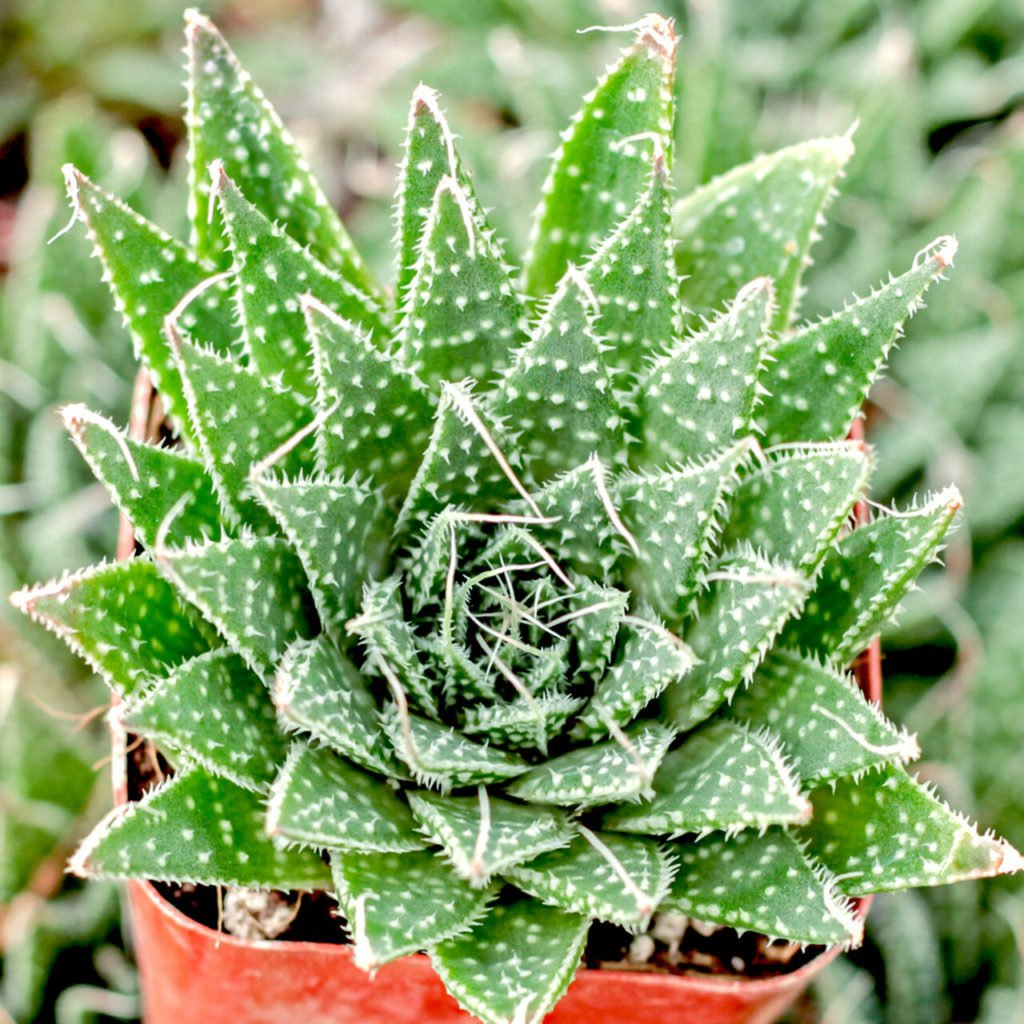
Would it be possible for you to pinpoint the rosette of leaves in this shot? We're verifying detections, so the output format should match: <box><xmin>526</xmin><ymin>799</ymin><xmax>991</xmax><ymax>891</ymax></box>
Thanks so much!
<box><xmin>10</xmin><ymin>12</ymin><xmax>1021</xmax><ymax>1024</ymax></box>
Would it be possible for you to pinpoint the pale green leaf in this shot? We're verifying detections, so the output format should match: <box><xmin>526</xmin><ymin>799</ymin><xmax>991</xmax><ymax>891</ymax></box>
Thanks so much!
<box><xmin>674</xmin><ymin>136</ymin><xmax>853</xmax><ymax>333</ymax></box>
<box><xmin>602</xmin><ymin>721</ymin><xmax>810</xmax><ymax>836</ymax></box>
<box><xmin>71</xmin><ymin>768</ymin><xmax>330</xmax><ymax>890</ymax></box>
<box><xmin>331</xmin><ymin>848</ymin><xmax>495</xmax><ymax>970</ymax></box>
<box><xmin>266</xmin><ymin>744</ymin><xmax>424</xmax><ymax>853</ymax></box>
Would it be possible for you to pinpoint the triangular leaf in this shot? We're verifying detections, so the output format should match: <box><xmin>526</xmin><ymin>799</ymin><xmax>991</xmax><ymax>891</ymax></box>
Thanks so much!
<box><xmin>635</xmin><ymin>277</ymin><xmax>773</xmax><ymax>466</ymax></box>
<box><xmin>506</xmin><ymin>722</ymin><xmax>674</xmax><ymax>808</ymax></box>
<box><xmin>255</xmin><ymin>474</ymin><xmax>389</xmax><ymax>633</ymax></box>
<box><xmin>10</xmin><ymin>559</ymin><xmax>215</xmax><ymax>699</ymax></box>
<box><xmin>581</xmin><ymin>159</ymin><xmax>679</xmax><ymax>377</ymax></box>
<box><xmin>507</xmin><ymin>829</ymin><xmax>673</xmax><ymax>929</ymax></box>
<box><xmin>331</xmin><ymin>849</ymin><xmax>495</xmax><ymax>970</ymax></box>
<box><xmin>63</xmin><ymin>167</ymin><xmax>235</xmax><ymax>444</ymax></box>
<box><xmin>602</xmin><ymin>721</ymin><xmax>810</xmax><ymax>836</ymax></box>
<box><xmin>492</xmin><ymin>271</ymin><xmax>625</xmax><ymax>483</ymax></box>
<box><xmin>407</xmin><ymin>789</ymin><xmax>572</xmax><ymax>886</ymax></box>
<box><xmin>525</xmin><ymin>16</ymin><xmax>676</xmax><ymax>298</ymax></box>
<box><xmin>565</xmin><ymin>580</ymin><xmax>629</xmax><ymax>684</ymax></box>
<box><xmin>664</xmin><ymin>549</ymin><xmax>808</xmax><ymax>731</ymax></box>
<box><xmin>614</xmin><ymin>440</ymin><xmax>755</xmax><ymax>625</ymax></box>
<box><xmin>382</xmin><ymin>708</ymin><xmax>529</xmax><ymax>791</ymax></box>
<box><xmin>212</xmin><ymin>165</ymin><xmax>385</xmax><ymax>400</ymax></box>
<box><xmin>802</xmin><ymin>766</ymin><xmax>1022</xmax><ymax>896</ymax></box>
<box><xmin>347</xmin><ymin>576</ymin><xmax>440</xmax><ymax>720</ymax></box>
<box><xmin>122</xmin><ymin>649</ymin><xmax>286</xmax><ymax>792</ymax></box>
<box><xmin>273</xmin><ymin>636</ymin><xmax>399</xmax><ymax>778</ymax></box>
<box><xmin>431</xmin><ymin>897</ymin><xmax>590</xmax><ymax>1024</ymax></box>
<box><xmin>662</xmin><ymin>827</ymin><xmax>861</xmax><ymax>947</ymax></box>
<box><xmin>758</xmin><ymin>237</ymin><xmax>957</xmax><ymax>446</ymax></box>
<box><xmin>172</xmin><ymin>333</ymin><xmax>314</xmax><ymax>532</ymax></box>
<box><xmin>780</xmin><ymin>488</ymin><xmax>962</xmax><ymax>664</ymax></box>
<box><xmin>674</xmin><ymin>136</ymin><xmax>853</xmax><ymax>333</ymax></box>
<box><xmin>184</xmin><ymin>10</ymin><xmax>376</xmax><ymax>295</ymax></box>
<box><xmin>460</xmin><ymin>694</ymin><xmax>585</xmax><ymax>753</ymax></box>
<box><xmin>398</xmin><ymin>175</ymin><xmax>528</xmax><ymax>389</ymax></box>
<box><xmin>71</xmin><ymin>768</ymin><xmax>330</xmax><ymax>890</ymax></box>
<box><xmin>573</xmin><ymin>617</ymin><xmax>694</xmax><ymax>741</ymax></box>
<box><xmin>156</xmin><ymin>535</ymin><xmax>314</xmax><ymax>678</ymax></box>
<box><xmin>266</xmin><ymin>743</ymin><xmax>424</xmax><ymax>853</ymax></box>
<box><xmin>723</xmin><ymin>649</ymin><xmax>919</xmax><ymax>787</ymax></box>
<box><xmin>305</xmin><ymin>298</ymin><xmax>433</xmax><ymax>500</ymax></box>
<box><xmin>62</xmin><ymin>404</ymin><xmax>222</xmax><ymax>551</ymax></box>
<box><xmin>395</xmin><ymin>381</ymin><xmax>528</xmax><ymax>541</ymax></box>
<box><xmin>393</xmin><ymin>85</ymin><xmax>474</xmax><ymax>314</ymax></box>
<box><xmin>720</xmin><ymin>442</ymin><xmax>872</xmax><ymax>573</ymax></box>
<box><xmin>527</xmin><ymin>458</ymin><xmax>631</xmax><ymax>581</ymax></box>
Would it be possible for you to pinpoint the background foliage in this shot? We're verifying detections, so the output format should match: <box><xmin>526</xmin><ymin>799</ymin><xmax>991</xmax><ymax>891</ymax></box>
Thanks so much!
<box><xmin>0</xmin><ymin>1</ymin><xmax>1021</xmax><ymax>1021</ymax></box>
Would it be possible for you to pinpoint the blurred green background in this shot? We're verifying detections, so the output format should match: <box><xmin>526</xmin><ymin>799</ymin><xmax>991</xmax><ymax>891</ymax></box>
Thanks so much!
<box><xmin>1</xmin><ymin>1</ymin><xmax>1021</xmax><ymax>1021</ymax></box>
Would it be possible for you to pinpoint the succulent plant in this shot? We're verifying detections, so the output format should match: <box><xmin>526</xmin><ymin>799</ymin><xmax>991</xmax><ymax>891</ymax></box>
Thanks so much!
<box><xmin>10</xmin><ymin>11</ymin><xmax>1021</xmax><ymax>1024</ymax></box>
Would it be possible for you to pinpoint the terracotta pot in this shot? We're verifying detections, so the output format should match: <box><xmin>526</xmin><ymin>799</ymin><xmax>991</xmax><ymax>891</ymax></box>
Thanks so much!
<box><xmin>127</xmin><ymin>878</ymin><xmax>854</xmax><ymax>1024</ymax></box>
<box><xmin>115</xmin><ymin>374</ymin><xmax>879</xmax><ymax>1024</ymax></box>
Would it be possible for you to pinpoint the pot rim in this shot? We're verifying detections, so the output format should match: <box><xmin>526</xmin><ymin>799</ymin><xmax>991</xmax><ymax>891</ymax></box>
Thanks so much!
<box><xmin>128</xmin><ymin>877</ymin><xmax>852</xmax><ymax>995</ymax></box>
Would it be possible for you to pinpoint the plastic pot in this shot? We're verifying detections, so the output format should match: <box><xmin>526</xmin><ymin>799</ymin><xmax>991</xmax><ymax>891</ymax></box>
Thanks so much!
<box><xmin>127</xmin><ymin>877</ymin><xmax>858</xmax><ymax>1024</ymax></box>
<box><xmin>115</xmin><ymin>375</ymin><xmax>879</xmax><ymax>1024</ymax></box>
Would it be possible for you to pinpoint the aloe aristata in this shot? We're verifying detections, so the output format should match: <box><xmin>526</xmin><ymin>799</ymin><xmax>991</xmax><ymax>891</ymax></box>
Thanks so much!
<box><xmin>10</xmin><ymin>12</ymin><xmax>1020</xmax><ymax>1024</ymax></box>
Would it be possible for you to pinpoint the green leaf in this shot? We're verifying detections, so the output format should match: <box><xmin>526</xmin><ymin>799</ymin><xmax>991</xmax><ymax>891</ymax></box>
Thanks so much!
<box><xmin>635</xmin><ymin>277</ymin><xmax>773</xmax><ymax>466</ymax></box>
<box><xmin>527</xmin><ymin>458</ymin><xmax>631</xmax><ymax>581</ymax></box>
<box><xmin>172</xmin><ymin>333</ymin><xmax>314</xmax><ymax>532</ymax></box>
<box><xmin>395</xmin><ymin>381</ymin><xmax>527</xmax><ymax>542</ymax></box>
<box><xmin>602</xmin><ymin>721</ymin><xmax>810</xmax><ymax>836</ymax></box>
<box><xmin>492</xmin><ymin>271</ymin><xmax>625</xmax><ymax>483</ymax></box>
<box><xmin>347</xmin><ymin>576</ymin><xmax>440</xmax><ymax>720</ymax></box>
<box><xmin>525</xmin><ymin>16</ymin><xmax>676</xmax><ymax>298</ymax></box>
<box><xmin>393</xmin><ymin>85</ymin><xmax>475</xmax><ymax>314</ymax></box>
<box><xmin>255</xmin><ymin>474</ymin><xmax>389</xmax><ymax>633</ymax></box>
<box><xmin>664</xmin><ymin>549</ymin><xmax>808</xmax><ymax>731</ymax></box>
<box><xmin>274</xmin><ymin>636</ymin><xmax>399</xmax><ymax>777</ymax></box>
<box><xmin>780</xmin><ymin>488</ymin><xmax>962</xmax><ymax>664</ymax></box>
<box><xmin>10</xmin><ymin>559</ymin><xmax>215</xmax><ymax>699</ymax></box>
<box><xmin>432</xmin><ymin>897</ymin><xmax>590</xmax><ymax>1024</ymax></box>
<box><xmin>382</xmin><ymin>708</ymin><xmax>529</xmax><ymax>791</ymax></box>
<box><xmin>266</xmin><ymin>743</ymin><xmax>425</xmax><ymax>853</ymax></box>
<box><xmin>407</xmin><ymin>789</ymin><xmax>573</xmax><ymax>885</ymax></box>
<box><xmin>758</xmin><ymin>237</ymin><xmax>958</xmax><ymax>446</ymax></box>
<box><xmin>212</xmin><ymin>165</ymin><xmax>386</xmax><ymax>401</ymax></box>
<box><xmin>71</xmin><ymin>768</ymin><xmax>330</xmax><ymax>890</ymax></box>
<box><xmin>720</xmin><ymin>442</ymin><xmax>872</xmax><ymax>573</ymax></box>
<box><xmin>581</xmin><ymin>159</ymin><xmax>679</xmax><ymax>378</ymax></box>
<box><xmin>331</xmin><ymin>848</ymin><xmax>495</xmax><ymax>970</ymax></box>
<box><xmin>506</xmin><ymin>722</ymin><xmax>674</xmax><ymax>808</ymax></box>
<box><xmin>63</xmin><ymin>167</ymin><xmax>235</xmax><ymax>444</ymax></box>
<box><xmin>674</xmin><ymin>135</ymin><xmax>853</xmax><ymax>333</ymax></box>
<box><xmin>156</xmin><ymin>535</ymin><xmax>314</xmax><ymax>678</ymax></box>
<box><xmin>573</xmin><ymin>616</ymin><xmax>694</xmax><ymax>741</ymax></box>
<box><xmin>460</xmin><ymin>694</ymin><xmax>586</xmax><ymax>752</ymax></box>
<box><xmin>122</xmin><ymin>649</ymin><xmax>286</xmax><ymax>792</ymax></box>
<box><xmin>184</xmin><ymin>10</ymin><xmax>376</xmax><ymax>295</ymax></box>
<box><xmin>398</xmin><ymin>175</ymin><xmax>529</xmax><ymax>389</ymax></box>
<box><xmin>62</xmin><ymin>404</ymin><xmax>222</xmax><ymax>551</ymax></box>
<box><xmin>802</xmin><ymin>767</ymin><xmax>1023</xmax><ymax>896</ymax></box>
<box><xmin>723</xmin><ymin>649</ymin><xmax>919</xmax><ymax>786</ymax></box>
<box><xmin>304</xmin><ymin>298</ymin><xmax>433</xmax><ymax>501</ymax></box>
<box><xmin>565</xmin><ymin>580</ymin><xmax>629</xmax><ymax>684</ymax></box>
<box><xmin>614</xmin><ymin>440</ymin><xmax>755</xmax><ymax>626</ymax></box>
<box><xmin>662</xmin><ymin>828</ymin><xmax>861</xmax><ymax>947</ymax></box>
<box><xmin>507</xmin><ymin>829</ymin><xmax>672</xmax><ymax>928</ymax></box>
